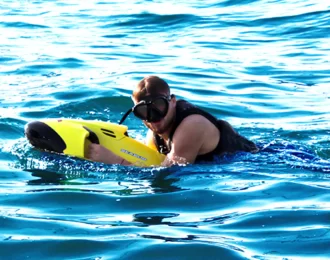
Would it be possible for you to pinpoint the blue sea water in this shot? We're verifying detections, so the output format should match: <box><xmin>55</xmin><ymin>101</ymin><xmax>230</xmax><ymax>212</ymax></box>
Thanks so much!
<box><xmin>1</xmin><ymin>0</ymin><xmax>330</xmax><ymax>259</ymax></box>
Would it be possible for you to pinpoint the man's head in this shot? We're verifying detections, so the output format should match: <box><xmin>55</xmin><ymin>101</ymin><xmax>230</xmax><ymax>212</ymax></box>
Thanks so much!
<box><xmin>132</xmin><ymin>76</ymin><xmax>176</xmax><ymax>135</ymax></box>
<box><xmin>133</xmin><ymin>75</ymin><xmax>170</xmax><ymax>101</ymax></box>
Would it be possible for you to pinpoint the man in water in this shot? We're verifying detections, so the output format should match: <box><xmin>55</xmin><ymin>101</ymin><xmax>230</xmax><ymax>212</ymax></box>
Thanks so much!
<box><xmin>87</xmin><ymin>76</ymin><xmax>258</xmax><ymax>166</ymax></box>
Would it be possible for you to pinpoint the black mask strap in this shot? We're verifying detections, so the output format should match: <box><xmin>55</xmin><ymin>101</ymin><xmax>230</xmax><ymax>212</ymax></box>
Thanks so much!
<box><xmin>119</xmin><ymin>108</ymin><xmax>133</xmax><ymax>125</ymax></box>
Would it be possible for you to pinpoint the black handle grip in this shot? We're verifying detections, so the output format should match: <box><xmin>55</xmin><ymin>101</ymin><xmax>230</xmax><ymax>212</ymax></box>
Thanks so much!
<box><xmin>83</xmin><ymin>126</ymin><xmax>100</xmax><ymax>144</ymax></box>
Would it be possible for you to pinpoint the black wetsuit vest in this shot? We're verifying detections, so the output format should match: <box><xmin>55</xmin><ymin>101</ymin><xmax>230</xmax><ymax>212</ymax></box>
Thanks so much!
<box><xmin>153</xmin><ymin>100</ymin><xmax>258</xmax><ymax>162</ymax></box>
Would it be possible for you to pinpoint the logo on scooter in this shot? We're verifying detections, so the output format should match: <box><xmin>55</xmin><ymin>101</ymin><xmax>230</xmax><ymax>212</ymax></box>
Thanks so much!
<box><xmin>120</xmin><ymin>149</ymin><xmax>147</xmax><ymax>161</ymax></box>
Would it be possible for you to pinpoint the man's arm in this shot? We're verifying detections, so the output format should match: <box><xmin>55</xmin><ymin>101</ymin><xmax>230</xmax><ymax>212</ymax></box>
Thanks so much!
<box><xmin>161</xmin><ymin>115</ymin><xmax>219</xmax><ymax>166</ymax></box>
<box><xmin>87</xmin><ymin>130</ymin><xmax>158</xmax><ymax>166</ymax></box>
<box><xmin>87</xmin><ymin>115</ymin><xmax>219</xmax><ymax>167</ymax></box>
<box><xmin>87</xmin><ymin>143</ymin><xmax>130</xmax><ymax>165</ymax></box>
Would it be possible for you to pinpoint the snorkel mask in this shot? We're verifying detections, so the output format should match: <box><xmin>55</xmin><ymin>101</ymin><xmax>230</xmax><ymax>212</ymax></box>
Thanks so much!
<box><xmin>119</xmin><ymin>95</ymin><xmax>173</xmax><ymax>124</ymax></box>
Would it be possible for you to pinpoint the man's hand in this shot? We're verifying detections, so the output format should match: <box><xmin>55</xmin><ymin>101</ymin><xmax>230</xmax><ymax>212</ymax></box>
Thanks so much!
<box><xmin>86</xmin><ymin>143</ymin><xmax>123</xmax><ymax>164</ymax></box>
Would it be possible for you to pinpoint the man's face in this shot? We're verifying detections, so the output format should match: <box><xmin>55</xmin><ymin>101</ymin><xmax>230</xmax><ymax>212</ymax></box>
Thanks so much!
<box><xmin>133</xmin><ymin>93</ymin><xmax>176</xmax><ymax>135</ymax></box>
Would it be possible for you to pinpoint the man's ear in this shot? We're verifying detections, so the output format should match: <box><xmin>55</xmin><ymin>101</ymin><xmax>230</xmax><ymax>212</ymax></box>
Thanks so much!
<box><xmin>170</xmin><ymin>94</ymin><xmax>176</xmax><ymax>107</ymax></box>
<box><xmin>131</xmin><ymin>95</ymin><xmax>138</xmax><ymax>105</ymax></box>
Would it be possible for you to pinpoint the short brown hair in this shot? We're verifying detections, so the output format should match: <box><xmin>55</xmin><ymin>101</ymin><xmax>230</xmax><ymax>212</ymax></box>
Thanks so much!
<box><xmin>133</xmin><ymin>76</ymin><xmax>170</xmax><ymax>101</ymax></box>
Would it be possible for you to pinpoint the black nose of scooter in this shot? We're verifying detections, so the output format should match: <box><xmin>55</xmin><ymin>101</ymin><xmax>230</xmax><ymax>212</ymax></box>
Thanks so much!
<box><xmin>24</xmin><ymin>121</ymin><xmax>66</xmax><ymax>153</ymax></box>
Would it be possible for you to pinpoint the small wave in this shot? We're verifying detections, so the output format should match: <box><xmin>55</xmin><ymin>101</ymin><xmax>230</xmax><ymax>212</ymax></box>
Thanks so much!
<box><xmin>1</xmin><ymin>21</ymin><xmax>48</xmax><ymax>29</ymax></box>
<box><xmin>249</xmin><ymin>9</ymin><xmax>330</xmax><ymax>27</ymax></box>
<box><xmin>101</xmin><ymin>13</ymin><xmax>200</xmax><ymax>31</ymax></box>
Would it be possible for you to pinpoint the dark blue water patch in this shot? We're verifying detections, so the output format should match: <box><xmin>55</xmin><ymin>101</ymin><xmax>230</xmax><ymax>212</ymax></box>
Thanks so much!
<box><xmin>19</xmin><ymin>95</ymin><xmax>136</xmax><ymax>123</ymax></box>
<box><xmin>133</xmin><ymin>212</ymin><xmax>179</xmax><ymax>225</ymax></box>
<box><xmin>86</xmin><ymin>55</ymin><xmax>118</xmax><ymax>61</ymax></box>
<box><xmin>236</xmin><ymin>229</ymin><xmax>330</xmax><ymax>258</ymax></box>
<box><xmin>122</xmin><ymin>242</ymin><xmax>248</xmax><ymax>260</ymax></box>
<box><xmin>228</xmin><ymin>36</ymin><xmax>277</xmax><ymax>44</ymax></box>
<box><xmin>266</xmin><ymin>25</ymin><xmax>330</xmax><ymax>39</ymax></box>
<box><xmin>58</xmin><ymin>24</ymin><xmax>85</xmax><ymax>30</ymax></box>
<box><xmin>197</xmin><ymin>101</ymin><xmax>325</xmax><ymax>121</ymax></box>
<box><xmin>128</xmin><ymin>53</ymin><xmax>176</xmax><ymax>63</ymax></box>
<box><xmin>58</xmin><ymin>12</ymin><xmax>91</xmax><ymax>18</ymax></box>
<box><xmin>101</xmin><ymin>13</ymin><xmax>200</xmax><ymax>32</ymax></box>
<box><xmin>290</xmin><ymin>39</ymin><xmax>325</xmax><ymax>50</ymax></box>
<box><xmin>218</xmin><ymin>209</ymin><xmax>330</xmax><ymax>230</ymax></box>
<box><xmin>19</xmin><ymin>110</ymin><xmax>58</xmax><ymax>120</ymax></box>
<box><xmin>102</xmin><ymin>33</ymin><xmax>128</xmax><ymax>39</ymax></box>
<box><xmin>3</xmin><ymin>179</ymin><xmax>322</xmax><ymax>260</ymax></box>
<box><xmin>57</xmin><ymin>57</ymin><xmax>84</xmax><ymax>63</ymax></box>
<box><xmin>0</xmin><ymin>118</ymin><xmax>26</xmax><ymax>140</ymax></box>
<box><xmin>9</xmin><ymin>59</ymin><xmax>85</xmax><ymax>75</ymax></box>
<box><xmin>314</xmin><ymin>140</ymin><xmax>330</xmax><ymax>160</ymax></box>
<box><xmin>235</xmin><ymin>10</ymin><xmax>330</xmax><ymax>40</ymax></box>
<box><xmin>12</xmin><ymin>184</ymin><xmax>328</xmax><ymax>226</ymax></box>
<box><xmin>0</xmin><ymin>214</ymin><xmax>87</xmax><ymax>235</ymax></box>
<box><xmin>244</xmin><ymin>65</ymin><xmax>330</xmax><ymax>82</ymax></box>
<box><xmin>11</xmin><ymin>65</ymin><xmax>59</xmax><ymax>75</ymax></box>
<box><xmin>53</xmin><ymin>90</ymin><xmax>98</xmax><ymax>101</ymax></box>
<box><xmin>96</xmin><ymin>1</ymin><xmax>115</xmax><ymax>4</ymax></box>
<box><xmin>278</xmin><ymin>129</ymin><xmax>329</xmax><ymax>141</ymax></box>
<box><xmin>193</xmin><ymin>17</ymin><xmax>245</xmax><ymax>30</ymax></box>
<box><xmin>276</xmin><ymin>79</ymin><xmax>316</xmax><ymax>87</ymax></box>
<box><xmin>249</xmin><ymin>9</ymin><xmax>330</xmax><ymax>28</ymax></box>
<box><xmin>178</xmin><ymin>88</ymin><xmax>221</xmax><ymax>98</ymax></box>
<box><xmin>56</xmin><ymin>58</ymin><xmax>85</xmax><ymax>69</ymax></box>
<box><xmin>0</xmin><ymin>21</ymin><xmax>48</xmax><ymax>29</ymax></box>
<box><xmin>18</xmin><ymin>100</ymin><xmax>60</xmax><ymax>119</ymax></box>
<box><xmin>139</xmin><ymin>230</ymin><xmax>330</xmax><ymax>258</ymax></box>
<box><xmin>72</xmin><ymin>95</ymin><xmax>134</xmax><ymax>117</ymax></box>
<box><xmin>0</xmin><ymin>239</ymin><xmax>141</xmax><ymax>260</ymax></box>
<box><xmin>272</xmin><ymin>73</ymin><xmax>330</xmax><ymax>85</ymax></box>
<box><xmin>282</xmin><ymin>51</ymin><xmax>324</xmax><ymax>58</ymax></box>
<box><xmin>243</xmin><ymin>65</ymin><xmax>291</xmax><ymax>76</ymax></box>
<box><xmin>43</xmin><ymin>72</ymin><xmax>62</xmax><ymax>78</ymax></box>
<box><xmin>225</xmin><ymin>81</ymin><xmax>297</xmax><ymax>93</ymax></box>
<box><xmin>211</xmin><ymin>0</ymin><xmax>260</xmax><ymax>7</ymax></box>
<box><xmin>170</xmin><ymin>70</ymin><xmax>225</xmax><ymax>81</ymax></box>
<box><xmin>194</xmin><ymin>139</ymin><xmax>330</xmax><ymax>174</ymax></box>
<box><xmin>256</xmin><ymin>143</ymin><xmax>330</xmax><ymax>173</ymax></box>
<box><xmin>89</xmin><ymin>44</ymin><xmax>121</xmax><ymax>49</ymax></box>
<box><xmin>0</xmin><ymin>189</ymin><xmax>230</xmax><ymax>214</ymax></box>
<box><xmin>0</xmin><ymin>56</ymin><xmax>17</xmax><ymax>63</ymax></box>
<box><xmin>13</xmin><ymin>148</ymin><xmax>154</xmax><ymax>182</ymax></box>
<box><xmin>21</xmin><ymin>99</ymin><xmax>57</xmax><ymax>108</ymax></box>
<box><xmin>82</xmin><ymin>50</ymin><xmax>146</xmax><ymax>60</ymax></box>
<box><xmin>2</xmin><ymin>7</ymin><xmax>50</xmax><ymax>16</ymax></box>
<box><xmin>192</xmin><ymin>40</ymin><xmax>246</xmax><ymax>50</ymax></box>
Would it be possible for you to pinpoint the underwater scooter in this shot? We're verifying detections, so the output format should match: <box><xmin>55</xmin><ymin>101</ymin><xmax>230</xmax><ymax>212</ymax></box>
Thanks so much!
<box><xmin>24</xmin><ymin>118</ymin><xmax>165</xmax><ymax>166</ymax></box>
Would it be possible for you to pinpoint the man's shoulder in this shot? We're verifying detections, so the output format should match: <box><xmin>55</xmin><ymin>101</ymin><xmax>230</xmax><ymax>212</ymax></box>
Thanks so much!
<box><xmin>178</xmin><ymin>114</ymin><xmax>216</xmax><ymax>130</ymax></box>
<box><xmin>176</xmin><ymin>99</ymin><xmax>195</xmax><ymax>107</ymax></box>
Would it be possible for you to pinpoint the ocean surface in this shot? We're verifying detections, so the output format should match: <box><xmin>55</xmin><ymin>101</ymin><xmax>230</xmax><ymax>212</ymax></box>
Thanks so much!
<box><xmin>1</xmin><ymin>0</ymin><xmax>330</xmax><ymax>259</ymax></box>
